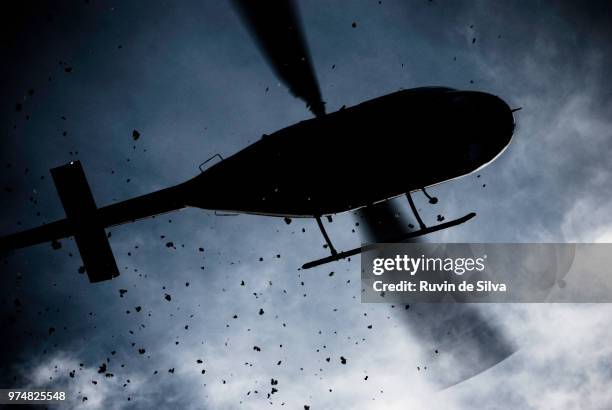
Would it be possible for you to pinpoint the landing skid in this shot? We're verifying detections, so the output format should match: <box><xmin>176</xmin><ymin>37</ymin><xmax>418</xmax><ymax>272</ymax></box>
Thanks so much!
<box><xmin>302</xmin><ymin>190</ymin><xmax>476</xmax><ymax>270</ymax></box>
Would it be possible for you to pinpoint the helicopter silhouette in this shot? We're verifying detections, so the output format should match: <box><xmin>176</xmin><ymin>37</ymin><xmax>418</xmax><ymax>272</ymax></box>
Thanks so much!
<box><xmin>0</xmin><ymin>0</ymin><xmax>515</xmax><ymax>283</ymax></box>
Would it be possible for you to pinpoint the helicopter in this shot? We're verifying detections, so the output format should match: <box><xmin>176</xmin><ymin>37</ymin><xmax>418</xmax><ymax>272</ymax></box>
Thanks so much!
<box><xmin>0</xmin><ymin>0</ymin><xmax>515</xmax><ymax>283</ymax></box>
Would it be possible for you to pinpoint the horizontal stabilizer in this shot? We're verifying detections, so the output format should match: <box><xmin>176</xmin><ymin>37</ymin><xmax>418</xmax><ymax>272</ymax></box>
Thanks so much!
<box><xmin>51</xmin><ymin>161</ymin><xmax>119</xmax><ymax>282</ymax></box>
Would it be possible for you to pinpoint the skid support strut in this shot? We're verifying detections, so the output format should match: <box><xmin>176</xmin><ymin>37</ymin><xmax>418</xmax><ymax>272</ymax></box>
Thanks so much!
<box><xmin>302</xmin><ymin>192</ymin><xmax>476</xmax><ymax>270</ymax></box>
<box><xmin>315</xmin><ymin>216</ymin><xmax>338</xmax><ymax>256</ymax></box>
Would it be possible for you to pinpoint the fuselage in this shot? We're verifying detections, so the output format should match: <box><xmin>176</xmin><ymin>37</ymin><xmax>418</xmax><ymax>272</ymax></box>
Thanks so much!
<box><xmin>184</xmin><ymin>87</ymin><xmax>515</xmax><ymax>217</ymax></box>
<box><xmin>0</xmin><ymin>86</ymin><xmax>516</xmax><ymax>275</ymax></box>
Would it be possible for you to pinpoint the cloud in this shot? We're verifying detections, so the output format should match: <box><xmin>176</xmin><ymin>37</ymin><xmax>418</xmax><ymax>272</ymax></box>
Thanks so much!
<box><xmin>449</xmin><ymin>304</ymin><xmax>612</xmax><ymax>410</ymax></box>
<box><xmin>2</xmin><ymin>1</ymin><xmax>612</xmax><ymax>409</ymax></box>
<box><xmin>20</xmin><ymin>352</ymin><xmax>156</xmax><ymax>409</ymax></box>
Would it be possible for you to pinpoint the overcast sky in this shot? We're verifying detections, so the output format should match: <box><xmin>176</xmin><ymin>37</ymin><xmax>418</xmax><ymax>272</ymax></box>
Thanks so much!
<box><xmin>2</xmin><ymin>0</ymin><xmax>612</xmax><ymax>408</ymax></box>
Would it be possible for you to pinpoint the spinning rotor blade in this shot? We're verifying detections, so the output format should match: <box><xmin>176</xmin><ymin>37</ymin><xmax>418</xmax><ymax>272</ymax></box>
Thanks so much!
<box><xmin>358</xmin><ymin>200</ymin><xmax>414</xmax><ymax>241</ymax></box>
<box><xmin>232</xmin><ymin>0</ymin><xmax>326</xmax><ymax>117</ymax></box>
<box><xmin>357</xmin><ymin>199</ymin><xmax>517</xmax><ymax>388</ymax></box>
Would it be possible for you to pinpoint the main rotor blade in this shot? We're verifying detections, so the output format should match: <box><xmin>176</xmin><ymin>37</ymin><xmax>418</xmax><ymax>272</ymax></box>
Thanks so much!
<box><xmin>232</xmin><ymin>0</ymin><xmax>325</xmax><ymax>117</ymax></box>
<box><xmin>357</xmin><ymin>200</ymin><xmax>516</xmax><ymax>388</ymax></box>
<box><xmin>358</xmin><ymin>200</ymin><xmax>414</xmax><ymax>241</ymax></box>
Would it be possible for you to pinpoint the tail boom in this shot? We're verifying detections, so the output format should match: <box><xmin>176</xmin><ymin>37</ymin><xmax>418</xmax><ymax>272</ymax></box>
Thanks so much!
<box><xmin>0</xmin><ymin>161</ymin><xmax>187</xmax><ymax>282</ymax></box>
